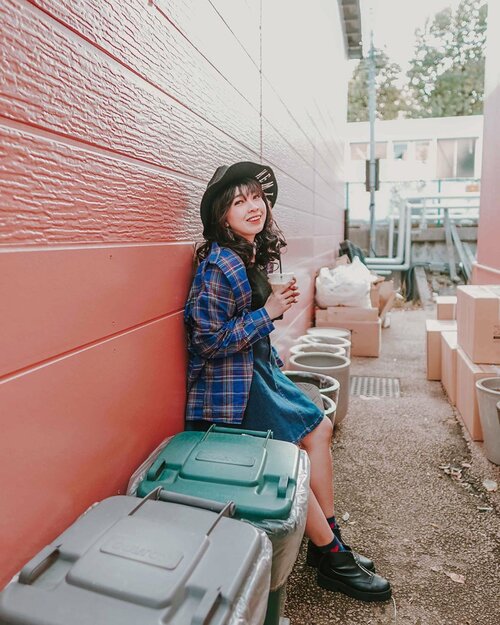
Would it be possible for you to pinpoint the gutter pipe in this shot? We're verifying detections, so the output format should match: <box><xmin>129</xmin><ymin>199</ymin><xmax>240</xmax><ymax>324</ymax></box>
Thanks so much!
<box><xmin>365</xmin><ymin>200</ymin><xmax>406</xmax><ymax>265</ymax></box>
<box><xmin>365</xmin><ymin>201</ymin><xmax>410</xmax><ymax>266</ymax></box>
<box><xmin>364</xmin><ymin>202</ymin><xmax>413</xmax><ymax>272</ymax></box>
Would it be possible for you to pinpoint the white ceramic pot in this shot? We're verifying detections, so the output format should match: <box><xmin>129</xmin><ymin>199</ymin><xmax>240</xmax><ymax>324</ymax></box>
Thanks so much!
<box><xmin>307</xmin><ymin>327</ymin><xmax>351</xmax><ymax>340</ymax></box>
<box><xmin>475</xmin><ymin>377</ymin><xmax>500</xmax><ymax>465</ymax></box>
<box><xmin>298</xmin><ymin>334</ymin><xmax>351</xmax><ymax>358</ymax></box>
<box><xmin>321</xmin><ymin>394</ymin><xmax>337</xmax><ymax>425</ymax></box>
<box><xmin>288</xmin><ymin>352</ymin><xmax>350</xmax><ymax>423</ymax></box>
<box><xmin>289</xmin><ymin>343</ymin><xmax>346</xmax><ymax>358</ymax></box>
<box><xmin>283</xmin><ymin>370</ymin><xmax>340</xmax><ymax>406</ymax></box>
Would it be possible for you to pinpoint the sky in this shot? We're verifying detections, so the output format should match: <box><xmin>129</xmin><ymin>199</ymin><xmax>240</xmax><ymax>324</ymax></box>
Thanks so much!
<box><xmin>359</xmin><ymin>0</ymin><xmax>465</xmax><ymax>72</ymax></box>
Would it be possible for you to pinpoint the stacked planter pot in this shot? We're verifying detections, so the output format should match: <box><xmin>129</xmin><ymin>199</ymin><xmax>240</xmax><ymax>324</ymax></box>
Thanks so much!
<box><xmin>283</xmin><ymin>370</ymin><xmax>340</xmax><ymax>407</ymax></box>
<box><xmin>297</xmin><ymin>334</ymin><xmax>351</xmax><ymax>358</ymax></box>
<box><xmin>283</xmin><ymin>371</ymin><xmax>338</xmax><ymax>426</ymax></box>
<box><xmin>321</xmin><ymin>394</ymin><xmax>337</xmax><ymax>423</ymax></box>
<box><xmin>290</xmin><ymin>343</ymin><xmax>346</xmax><ymax>358</ymax></box>
<box><xmin>475</xmin><ymin>377</ymin><xmax>500</xmax><ymax>465</ymax></box>
<box><xmin>307</xmin><ymin>327</ymin><xmax>351</xmax><ymax>339</ymax></box>
<box><xmin>287</xmin><ymin>352</ymin><xmax>350</xmax><ymax>424</ymax></box>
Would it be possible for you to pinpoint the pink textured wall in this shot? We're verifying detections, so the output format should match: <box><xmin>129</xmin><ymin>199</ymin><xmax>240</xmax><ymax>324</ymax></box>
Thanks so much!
<box><xmin>474</xmin><ymin>1</ymin><xmax>500</xmax><ymax>284</ymax></box>
<box><xmin>0</xmin><ymin>0</ymin><xmax>348</xmax><ymax>585</ymax></box>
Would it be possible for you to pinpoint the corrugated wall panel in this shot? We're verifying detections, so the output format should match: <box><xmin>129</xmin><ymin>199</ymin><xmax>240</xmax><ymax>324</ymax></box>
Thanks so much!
<box><xmin>159</xmin><ymin>0</ymin><xmax>261</xmax><ymax>111</ymax></box>
<box><xmin>0</xmin><ymin>0</ymin><xmax>349</xmax><ymax>585</ymax></box>
<box><xmin>0</xmin><ymin>315</ymin><xmax>186</xmax><ymax>579</ymax></box>
<box><xmin>262</xmin><ymin>121</ymin><xmax>315</xmax><ymax>195</ymax></box>
<box><xmin>0</xmin><ymin>244</ymin><xmax>194</xmax><ymax>377</ymax></box>
<box><xmin>474</xmin><ymin>1</ymin><xmax>500</xmax><ymax>283</ymax></box>
<box><xmin>0</xmin><ymin>125</ymin><xmax>202</xmax><ymax>244</ymax></box>
<box><xmin>29</xmin><ymin>0</ymin><xmax>261</xmax><ymax>152</ymax></box>
<box><xmin>209</xmin><ymin>0</ymin><xmax>261</xmax><ymax>64</ymax></box>
<box><xmin>1</xmin><ymin>0</ymin><xmax>257</xmax><ymax>183</ymax></box>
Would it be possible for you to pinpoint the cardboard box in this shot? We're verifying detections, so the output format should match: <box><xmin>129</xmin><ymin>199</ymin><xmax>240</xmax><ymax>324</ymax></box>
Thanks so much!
<box><xmin>426</xmin><ymin>319</ymin><xmax>457</xmax><ymax>380</ymax></box>
<box><xmin>456</xmin><ymin>285</ymin><xmax>500</xmax><ymax>364</ymax></box>
<box><xmin>370</xmin><ymin>283</ymin><xmax>380</xmax><ymax>309</ymax></box>
<box><xmin>349</xmin><ymin>320</ymin><xmax>381</xmax><ymax>357</ymax></box>
<box><xmin>441</xmin><ymin>331</ymin><xmax>457</xmax><ymax>405</ymax></box>
<box><xmin>334</xmin><ymin>255</ymin><xmax>350</xmax><ymax>267</ymax></box>
<box><xmin>378</xmin><ymin>280</ymin><xmax>395</xmax><ymax>323</ymax></box>
<box><xmin>315</xmin><ymin>316</ymin><xmax>381</xmax><ymax>357</ymax></box>
<box><xmin>369</xmin><ymin>276</ymin><xmax>387</xmax><ymax>308</ymax></box>
<box><xmin>455</xmin><ymin>346</ymin><xmax>500</xmax><ymax>440</ymax></box>
<box><xmin>436</xmin><ymin>296</ymin><xmax>457</xmax><ymax>321</ymax></box>
<box><xmin>315</xmin><ymin>306</ymin><xmax>379</xmax><ymax>324</ymax></box>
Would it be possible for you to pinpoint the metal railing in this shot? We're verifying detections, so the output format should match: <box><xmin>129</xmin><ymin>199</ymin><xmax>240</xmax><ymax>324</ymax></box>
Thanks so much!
<box><xmin>346</xmin><ymin>178</ymin><xmax>480</xmax><ymax>222</ymax></box>
<box><xmin>406</xmin><ymin>194</ymin><xmax>480</xmax><ymax>228</ymax></box>
<box><xmin>365</xmin><ymin>193</ymin><xmax>478</xmax><ymax>281</ymax></box>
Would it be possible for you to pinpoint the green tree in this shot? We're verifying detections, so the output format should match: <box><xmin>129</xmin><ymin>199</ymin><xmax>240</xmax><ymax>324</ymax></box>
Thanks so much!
<box><xmin>407</xmin><ymin>0</ymin><xmax>487</xmax><ymax>118</ymax></box>
<box><xmin>348</xmin><ymin>48</ymin><xmax>407</xmax><ymax>122</ymax></box>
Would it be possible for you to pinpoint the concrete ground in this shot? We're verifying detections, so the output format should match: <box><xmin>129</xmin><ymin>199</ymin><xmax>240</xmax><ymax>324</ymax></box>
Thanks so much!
<box><xmin>285</xmin><ymin>308</ymin><xmax>500</xmax><ymax>625</ymax></box>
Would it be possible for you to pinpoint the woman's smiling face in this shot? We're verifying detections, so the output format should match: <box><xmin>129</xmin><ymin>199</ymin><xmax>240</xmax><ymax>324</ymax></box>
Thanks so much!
<box><xmin>225</xmin><ymin>184</ymin><xmax>267</xmax><ymax>243</ymax></box>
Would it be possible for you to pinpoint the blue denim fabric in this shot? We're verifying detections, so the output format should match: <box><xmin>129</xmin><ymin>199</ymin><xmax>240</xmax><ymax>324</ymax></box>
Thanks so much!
<box><xmin>240</xmin><ymin>337</ymin><xmax>324</xmax><ymax>443</ymax></box>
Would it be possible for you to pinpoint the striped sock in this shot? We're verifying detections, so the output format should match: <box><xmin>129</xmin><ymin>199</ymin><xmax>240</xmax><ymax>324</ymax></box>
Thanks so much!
<box><xmin>327</xmin><ymin>514</ymin><xmax>346</xmax><ymax>545</ymax></box>
<box><xmin>318</xmin><ymin>532</ymin><xmax>346</xmax><ymax>553</ymax></box>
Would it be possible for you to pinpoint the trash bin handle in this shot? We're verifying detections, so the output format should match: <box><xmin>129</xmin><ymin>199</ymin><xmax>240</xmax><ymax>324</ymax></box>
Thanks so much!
<box><xmin>19</xmin><ymin>545</ymin><xmax>61</xmax><ymax>585</ymax></box>
<box><xmin>146</xmin><ymin>458</ymin><xmax>167</xmax><ymax>481</ymax></box>
<box><xmin>157</xmin><ymin>489</ymin><xmax>235</xmax><ymax>517</ymax></box>
<box><xmin>130</xmin><ymin>486</ymin><xmax>236</xmax><ymax>518</ymax></box>
<box><xmin>191</xmin><ymin>587</ymin><xmax>222</xmax><ymax>625</ymax></box>
<box><xmin>205</xmin><ymin>501</ymin><xmax>235</xmax><ymax>536</ymax></box>
<box><xmin>204</xmin><ymin>424</ymin><xmax>273</xmax><ymax>443</ymax></box>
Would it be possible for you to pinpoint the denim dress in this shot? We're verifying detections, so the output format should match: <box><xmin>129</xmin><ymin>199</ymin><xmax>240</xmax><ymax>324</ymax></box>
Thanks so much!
<box><xmin>185</xmin><ymin>266</ymin><xmax>324</xmax><ymax>444</ymax></box>
<box><xmin>236</xmin><ymin>266</ymin><xmax>324</xmax><ymax>444</ymax></box>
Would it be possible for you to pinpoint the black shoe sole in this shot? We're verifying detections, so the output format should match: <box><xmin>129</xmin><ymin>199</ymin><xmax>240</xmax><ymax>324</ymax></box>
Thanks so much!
<box><xmin>317</xmin><ymin>571</ymin><xmax>392</xmax><ymax>602</ymax></box>
<box><xmin>307</xmin><ymin>549</ymin><xmax>375</xmax><ymax>572</ymax></box>
<box><xmin>305</xmin><ymin>550</ymin><xmax>322</xmax><ymax>568</ymax></box>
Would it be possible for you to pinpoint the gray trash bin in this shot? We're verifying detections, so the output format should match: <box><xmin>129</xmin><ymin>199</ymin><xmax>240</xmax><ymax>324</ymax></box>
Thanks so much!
<box><xmin>0</xmin><ymin>492</ymin><xmax>272</xmax><ymax>625</ymax></box>
<box><xmin>132</xmin><ymin>427</ymin><xmax>310</xmax><ymax>625</ymax></box>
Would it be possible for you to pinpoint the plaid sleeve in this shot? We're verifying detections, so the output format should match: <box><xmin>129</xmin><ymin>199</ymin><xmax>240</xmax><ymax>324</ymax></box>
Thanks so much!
<box><xmin>189</xmin><ymin>263</ymin><xmax>274</xmax><ymax>360</ymax></box>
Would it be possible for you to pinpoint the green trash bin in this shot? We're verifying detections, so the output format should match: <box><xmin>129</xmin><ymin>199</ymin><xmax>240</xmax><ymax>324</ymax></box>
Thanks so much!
<box><xmin>135</xmin><ymin>426</ymin><xmax>310</xmax><ymax>625</ymax></box>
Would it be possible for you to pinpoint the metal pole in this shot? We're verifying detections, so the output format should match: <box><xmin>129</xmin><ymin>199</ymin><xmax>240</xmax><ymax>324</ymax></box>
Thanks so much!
<box><xmin>344</xmin><ymin>182</ymin><xmax>350</xmax><ymax>241</ymax></box>
<box><xmin>368</xmin><ymin>28</ymin><xmax>377</xmax><ymax>256</ymax></box>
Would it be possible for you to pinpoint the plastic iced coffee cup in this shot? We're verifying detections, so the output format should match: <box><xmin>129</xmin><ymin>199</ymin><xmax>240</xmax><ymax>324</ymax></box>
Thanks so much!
<box><xmin>268</xmin><ymin>272</ymin><xmax>296</xmax><ymax>293</ymax></box>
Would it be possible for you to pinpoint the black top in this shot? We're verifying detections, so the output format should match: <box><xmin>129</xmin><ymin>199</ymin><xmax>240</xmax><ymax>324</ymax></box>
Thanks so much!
<box><xmin>247</xmin><ymin>265</ymin><xmax>272</xmax><ymax>311</ymax></box>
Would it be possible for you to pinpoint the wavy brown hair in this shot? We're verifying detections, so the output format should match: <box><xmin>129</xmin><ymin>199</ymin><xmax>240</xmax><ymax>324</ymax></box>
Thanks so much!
<box><xmin>196</xmin><ymin>177</ymin><xmax>286</xmax><ymax>268</ymax></box>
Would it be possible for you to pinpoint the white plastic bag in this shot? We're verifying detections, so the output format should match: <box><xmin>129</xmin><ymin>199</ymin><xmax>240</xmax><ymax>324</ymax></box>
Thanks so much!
<box><xmin>315</xmin><ymin>256</ymin><xmax>374</xmax><ymax>308</ymax></box>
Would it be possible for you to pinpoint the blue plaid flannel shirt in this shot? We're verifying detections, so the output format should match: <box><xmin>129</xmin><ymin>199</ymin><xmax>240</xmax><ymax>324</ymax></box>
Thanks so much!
<box><xmin>184</xmin><ymin>242</ymin><xmax>283</xmax><ymax>423</ymax></box>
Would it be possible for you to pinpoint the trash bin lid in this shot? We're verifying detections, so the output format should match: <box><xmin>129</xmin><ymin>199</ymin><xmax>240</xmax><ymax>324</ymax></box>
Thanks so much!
<box><xmin>0</xmin><ymin>496</ymin><xmax>269</xmax><ymax>625</ymax></box>
<box><xmin>137</xmin><ymin>428</ymin><xmax>300</xmax><ymax>521</ymax></box>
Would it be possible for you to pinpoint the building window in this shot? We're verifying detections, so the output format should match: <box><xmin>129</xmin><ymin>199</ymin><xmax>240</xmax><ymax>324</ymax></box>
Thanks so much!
<box><xmin>437</xmin><ymin>138</ymin><xmax>476</xmax><ymax>178</ymax></box>
<box><xmin>350</xmin><ymin>142</ymin><xmax>387</xmax><ymax>160</ymax></box>
<box><xmin>393</xmin><ymin>142</ymin><xmax>408</xmax><ymax>160</ymax></box>
<box><xmin>457</xmin><ymin>138</ymin><xmax>475</xmax><ymax>177</ymax></box>
<box><xmin>375</xmin><ymin>142</ymin><xmax>387</xmax><ymax>159</ymax></box>
<box><xmin>350</xmin><ymin>143</ymin><xmax>368</xmax><ymax>160</ymax></box>
<box><xmin>415</xmin><ymin>141</ymin><xmax>430</xmax><ymax>163</ymax></box>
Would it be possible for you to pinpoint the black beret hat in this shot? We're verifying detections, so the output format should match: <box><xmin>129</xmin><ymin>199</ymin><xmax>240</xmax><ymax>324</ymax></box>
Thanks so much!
<box><xmin>200</xmin><ymin>161</ymin><xmax>278</xmax><ymax>235</ymax></box>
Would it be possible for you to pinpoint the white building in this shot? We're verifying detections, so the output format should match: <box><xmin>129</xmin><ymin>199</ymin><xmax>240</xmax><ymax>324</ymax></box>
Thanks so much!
<box><xmin>345</xmin><ymin>115</ymin><xmax>483</xmax><ymax>220</ymax></box>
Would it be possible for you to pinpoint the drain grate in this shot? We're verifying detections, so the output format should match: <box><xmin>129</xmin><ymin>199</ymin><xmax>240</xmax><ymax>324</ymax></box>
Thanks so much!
<box><xmin>350</xmin><ymin>376</ymin><xmax>401</xmax><ymax>398</ymax></box>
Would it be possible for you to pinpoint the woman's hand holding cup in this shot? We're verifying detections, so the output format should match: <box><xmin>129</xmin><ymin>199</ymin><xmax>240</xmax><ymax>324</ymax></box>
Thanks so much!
<box><xmin>265</xmin><ymin>273</ymin><xmax>299</xmax><ymax>320</ymax></box>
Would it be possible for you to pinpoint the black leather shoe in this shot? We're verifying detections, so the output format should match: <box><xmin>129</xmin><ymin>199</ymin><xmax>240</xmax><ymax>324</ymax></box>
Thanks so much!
<box><xmin>317</xmin><ymin>550</ymin><xmax>391</xmax><ymax>602</ymax></box>
<box><xmin>334</xmin><ymin>525</ymin><xmax>375</xmax><ymax>572</ymax></box>
<box><xmin>306</xmin><ymin>538</ymin><xmax>375</xmax><ymax>572</ymax></box>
